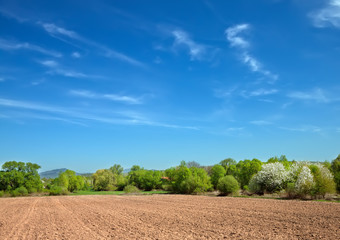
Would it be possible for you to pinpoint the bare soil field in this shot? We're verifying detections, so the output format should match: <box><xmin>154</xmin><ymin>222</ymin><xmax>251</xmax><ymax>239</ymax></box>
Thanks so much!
<box><xmin>0</xmin><ymin>195</ymin><xmax>339</xmax><ymax>239</ymax></box>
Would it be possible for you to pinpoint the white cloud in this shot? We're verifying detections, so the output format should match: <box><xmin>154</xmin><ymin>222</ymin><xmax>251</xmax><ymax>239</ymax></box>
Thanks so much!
<box><xmin>287</xmin><ymin>88</ymin><xmax>330</xmax><ymax>103</ymax></box>
<box><xmin>40</xmin><ymin>23</ymin><xmax>144</xmax><ymax>67</ymax></box>
<box><xmin>225</xmin><ymin>24</ymin><xmax>278</xmax><ymax>82</ymax></box>
<box><xmin>71</xmin><ymin>52</ymin><xmax>81</xmax><ymax>58</ymax></box>
<box><xmin>310</xmin><ymin>0</ymin><xmax>340</xmax><ymax>28</ymax></box>
<box><xmin>172</xmin><ymin>30</ymin><xmax>206</xmax><ymax>60</ymax></box>
<box><xmin>69</xmin><ymin>90</ymin><xmax>142</xmax><ymax>104</ymax></box>
<box><xmin>0</xmin><ymin>38</ymin><xmax>62</xmax><ymax>57</ymax></box>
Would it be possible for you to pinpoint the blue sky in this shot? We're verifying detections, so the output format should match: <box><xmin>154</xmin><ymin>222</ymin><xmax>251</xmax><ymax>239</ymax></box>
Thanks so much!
<box><xmin>0</xmin><ymin>0</ymin><xmax>339</xmax><ymax>172</ymax></box>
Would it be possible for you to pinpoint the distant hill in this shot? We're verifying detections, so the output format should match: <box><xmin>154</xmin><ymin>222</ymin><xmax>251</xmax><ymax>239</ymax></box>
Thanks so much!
<box><xmin>39</xmin><ymin>168</ymin><xmax>67</xmax><ymax>179</ymax></box>
<box><xmin>39</xmin><ymin>168</ymin><xmax>93</xmax><ymax>179</ymax></box>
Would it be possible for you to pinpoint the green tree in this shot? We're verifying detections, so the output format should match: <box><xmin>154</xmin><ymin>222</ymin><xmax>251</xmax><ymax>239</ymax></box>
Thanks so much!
<box><xmin>165</xmin><ymin>163</ymin><xmax>211</xmax><ymax>194</ymax></box>
<box><xmin>235</xmin><ymin>159</ymin><xmax>262</xmax><ymax>189</ymax></box>
<box><xmin>92</xmin><ymin>169</ymin><xmax>116</xmax><ymax>191</ymax></box>
<box><xmin>110</xmin><ymin>164</ymin><xmax>123</xmax><ymax>175</ymax></box>
<box><xmin>220</xmin><ymin>158</ymin><xmax>237</xmax><ymax>175</ymax></box>
<box><xmin>0</xmin><ymin>161</ymin><xmax>42</xmax><ymax>193</ymax></box>
<box><xmin>210</xmin><ymin>164</ymin><xmax>226</xmax><ymax>189</ymax></box>
<box><xmin>331</xmin><ymin>154</ymin><xmax>340</xmax><ymax>192</ymax></box>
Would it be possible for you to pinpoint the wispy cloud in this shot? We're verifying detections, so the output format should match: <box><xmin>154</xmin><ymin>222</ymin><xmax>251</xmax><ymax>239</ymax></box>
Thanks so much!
<box><xmin>225</xmin><ymin>24</ymin><xmax>278</xmax><ymax>82</ymax></box>
<box><xmin>38</xmin><ymin>60</ymin><xmax>100</xmax><ymax>79</ymax></box>
<box><xmin>69</xmin><ymin>90</ymin><xmax>142</xmax><ymax>104</ymax></box>
<box><xmin>309</xmin><ymin>0</ymin><xmax>340</xmax><ymax>28</ymax></box>
<box><xmin>279</xmin><ymin>125</ymin><xmax>322</xmax><ymax>133</ymax></box>
<box><xmin>287</xmin><ymin>88</ymin><xmax>330</xmax><ymax>103</ymax></box>
<box><xmin>0</xmin><ymin>8</ymin><xmax>28</xmax><ymax>22</ymax></box>
<box><xmin>40</xmin><ymin>23</ymin><xmax>144</xmax><ymax>67</ymax></box>
<box><xmin>71</xmin><ymin>52</ymin><xmax>81</xmax><ymax>58</ymax></box>
<box><xmin>39</xmin><ymin>60</ymin><xmax>58</xmax><ymax>67</ymax></box>
<box><xmin>225</xmin><ymin>24</ymin><xmax>250</xmax><ymax>48</ymax></box>
<box><xmin>243</xmin><ymin>88</ymin><xmax>278</xmax><ymax>97</ymax></box>
<box><xmin>250</xmin><ymin>120</ymin><xmax>273</xmax><ymax>125</ymax></box>
<box><xmin>0</xmin><ymin>38</ymin><xmax>62</xmax><ymax>57</ymax></box>
<box><xmin>0</xmin><ymin>97</ymin><xmax>196</xmax><ymax>129</ymax></box>
<box><xmin>172</xmin><ymin>30</ymin><xmax>206</xmax><ymax>60</ymax></box>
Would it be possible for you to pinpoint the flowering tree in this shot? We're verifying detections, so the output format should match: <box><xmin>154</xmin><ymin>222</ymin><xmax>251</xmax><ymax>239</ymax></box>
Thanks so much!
<box><xmin>249</xmin><ymin>162</ymin><xmax>289</xmax><ymax>194</ymax></box>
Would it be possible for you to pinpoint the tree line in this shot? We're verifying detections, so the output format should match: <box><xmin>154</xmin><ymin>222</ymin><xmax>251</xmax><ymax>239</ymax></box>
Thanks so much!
<box><xmin>0</xmin><ymin>154</ymin><xmax>339</xmax><ymax>199</ymax></box>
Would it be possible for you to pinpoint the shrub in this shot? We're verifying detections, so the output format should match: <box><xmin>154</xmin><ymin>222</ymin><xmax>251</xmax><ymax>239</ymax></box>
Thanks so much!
<box><xmin>123</xmin><ymin>185</ymin><xmax>140</xmax><ymax>194</ymax></box>
<box><xmin>210</xmin><ymin>165</ymin><xmax>226</xmax><ymax>189</ymax></box>
<box><xmin>165</xmin><ymin>164</ymin><xmax>212</xmax><ymax>194</ymax></box>
<box><xmin>49</xmin><ymin>185</ymin><xmax>69</xmax><ymax>196</ymax></box>
<box><xmin>309</xmin><ymin>164</ymin><xmax>336</xmax><ymax>198</ymax></box>
<box><xmin>331</xmin><ymin>155</ymin><xmax>340</xmax><ymax>193</ymax></box>
<box><xmin>27</xmin><ymin>187</ymin><xmax>37</xmax><ymax>194</ymax></box>
<box><xmin>0</xmin><ymin>190</ymin><xmax>4</xmax><ymax>197</ymax></box>
<box><xmin>286</xmin><ymin>182</ymin><xmax>296</xmax><ymax>199</ymax></box>
<box><xmin>217</xmin><ymin>175</ymin><xmax>239</xmax><ymax>195</ymax></box>
<box><xmin>11</xmin><ymin>186</ymin><xmax>28</xmax><ymax>197</ymax></box>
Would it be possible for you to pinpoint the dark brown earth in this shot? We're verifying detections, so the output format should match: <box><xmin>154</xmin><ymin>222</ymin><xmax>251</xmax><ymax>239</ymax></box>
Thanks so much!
<box><xmin>0</xmin><ymin>195</ymin><xmax>339</xmax><ymax>239</ymax></box>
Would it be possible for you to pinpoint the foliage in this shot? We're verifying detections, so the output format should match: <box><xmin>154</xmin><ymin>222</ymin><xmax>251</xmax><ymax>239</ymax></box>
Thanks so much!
<box><xmin>165</xmin><ymin>162</ymin><xmax>212</xmax><ymax>194</ymax></box>
<box><xmin>92</xmin><ymin>169</ymin><xmax>116</xmax><ymax>191</ymax></box>
<box><xmin>309</xmin><ymin>164</ymin><xmax>336</xmax><ymax>198</ymax></box>
<box><xmin>186</xmin><ymin>161</ymin><xmax>200</xmax><ymax>168</ymax></box>
<box><xmin>219</xmin><ymin>158</ymin><xmax>237</xmax><ymax>175</ymax></box>
<box><xmin>217</xmin><ymin>175</ymin><xmax>240</xmax><ymax>195</ymax></box>
<box><xmin>123</xmin><ymin>185</ymin><xmax>140</xmax><ymax>193</ymax></box>
<box><xmin>234</xmin><ymin>159</ymin><xmax>262</xmax><ymax>189</ymax></box>
<box><xmin>11</xmin><ymin>186</ymin><xmax>28</xmax><ymax>197</ymax></box>
<box><xmin>49</xmin><ymin>185</ymin><xmax>69</xmax><ymax>196</ymax></box>
<box><xmin>331</xmin><ymin>154</ymin><xmax>340</xmax><ymax>192</ymax></box>
<box><xmin>249</xmin><ymin>162</ymin><xmax>289</xmax><ymax>194</ymax></box>
<box><xmin>0</xmin><ymin>161</ymin><xmax>43</xmax><ymax>192</ymax></box>
<box><xmin>210</xmin><ymin>164</ymin><xmax>226</xmax><ymax>189</ymax></box>
<box><xmin>294</xmin><ymin>166</ymin><xmax>315</xmax><ymax>198</ymax></box>
<box><xmin>53</xmin><ymin>170</ymin><xmax>85</xmax><ymax>192</ymax></box>
<box><xmin>267</xmin><ymin>155</ymin><xmax>291</xmax><ymax>169</ymax></box>
<box><xmin>0</xmin><ymin>190</ymin><xmax>3</xmax><ymax>197</ymax></box>
<box><xmin>127</xmin><ymin>166</ymin><xmax>162</xmax><ymax>191</ymax></box>
<box><xmin>110</xmin><ymin>164</ymin><xmax>123</xmax><ymax>175</ymax></box>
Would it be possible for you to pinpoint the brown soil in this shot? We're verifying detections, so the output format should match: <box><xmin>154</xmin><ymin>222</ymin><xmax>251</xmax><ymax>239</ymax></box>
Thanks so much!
<box><xmin>0</xmin><ymin>195</ymin><xmax>339</xmax><ymax>239</ymax></box>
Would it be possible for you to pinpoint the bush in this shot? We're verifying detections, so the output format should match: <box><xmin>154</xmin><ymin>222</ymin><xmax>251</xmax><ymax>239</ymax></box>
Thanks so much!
<box><xmin>165</xmin><ymin>164</ymin><xmax>212</xmax><ymax>194</ymax></box>
<box><xmin>0</xmin><ymin>190</ymin><xmax>4</xmax><ymax>197</ymax></box>
<box><xmin>286</xmin><ymin>182</ymin><xmax>296</xmax><ymax>199</ymax></box>
<box><xmin>27</xmin><ymin>187</ymin><xmax>37</xmax><ymax>194</ymax></box>
<box><xmin>217</xmin><ymin>175</ymin><xmax>240</xmax><ymax>196</ymax></box>
<box><xmin>49</xmin><ymin>185</ymin><xmax>69</xmax><ymax>196</ymax></box>
<box><xmin>309</xmin><ymin>164</ymin><xmax>336</xmax><ymax>198</ymax></box>
<box><xmin>123</xmin><ymin>185</ymin><xmax>140</xmax><ymax>194</ymax></box>
<box><xmin>11</xmin><ymin>186</ymin><xmax>28</xmax><ymax>197</ymax></box>
<box><xmin>210</xmin><ymin>165</ymin><xmax>226</xmax><ymax>189</ymax></box>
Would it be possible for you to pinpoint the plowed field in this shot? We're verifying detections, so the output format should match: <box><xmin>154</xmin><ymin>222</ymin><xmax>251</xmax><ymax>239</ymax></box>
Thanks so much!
<box><xmin>0</xmin><ymin>195</ymin><xmax>339</xmax><ymax>239</ymax></box>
